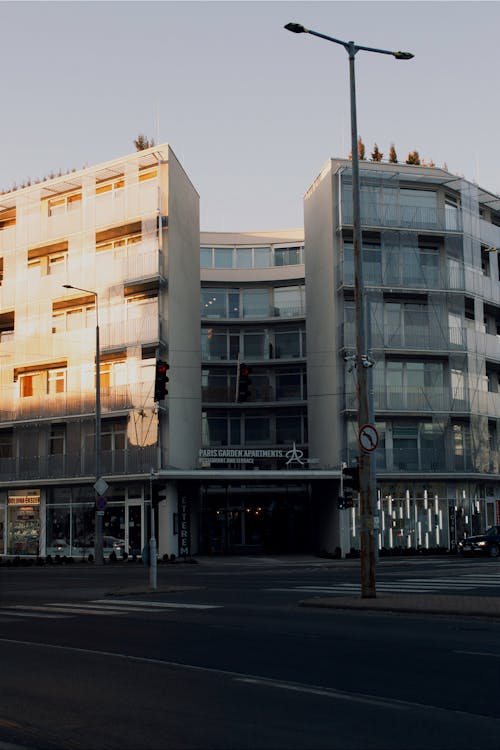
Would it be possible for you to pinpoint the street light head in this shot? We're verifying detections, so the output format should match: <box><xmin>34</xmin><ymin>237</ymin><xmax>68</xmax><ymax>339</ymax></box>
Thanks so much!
<box><xmin>284</xmin><ymin>22</ymin><xmax>307</xmax><ymax>34</ymax></box>
<box><xmin>62</xmin><ymin>284</ymin><xmax>73</xmax><ymax>289</ymax></box>
<box><xmin>393</xmin><ymin>50</ymin><xmax>414</xmax><ymax>60</ymax></box>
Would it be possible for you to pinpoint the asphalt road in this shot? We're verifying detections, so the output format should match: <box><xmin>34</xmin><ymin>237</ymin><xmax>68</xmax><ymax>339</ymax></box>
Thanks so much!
<box><xmin>0</xmin><ymin>556</ymin><xmax>499</xmax><ymax>749</ymax></box>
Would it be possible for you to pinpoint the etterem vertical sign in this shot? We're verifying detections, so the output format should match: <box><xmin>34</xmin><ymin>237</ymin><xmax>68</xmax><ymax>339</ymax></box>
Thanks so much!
<box><xmin>178</xmin><ymin>495</ymin><xmax>190</xmax><ymax>558</ymax></box>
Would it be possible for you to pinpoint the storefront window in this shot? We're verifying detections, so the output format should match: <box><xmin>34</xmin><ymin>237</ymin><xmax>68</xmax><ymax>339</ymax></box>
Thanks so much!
<box><xmin>0</xmin><ymin>506</ymin><xmax>4</xmax><ymax>554</ymax></box>
<box><xmin>7</xmin><ymin>492</ymin><xmax>40</xmax><ymax>555</ymax></box>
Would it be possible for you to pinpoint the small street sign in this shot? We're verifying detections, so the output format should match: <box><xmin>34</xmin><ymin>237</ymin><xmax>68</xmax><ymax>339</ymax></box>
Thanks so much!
<box><xmin>93</xmin><ymin>478</ymin><xmax>109</xmax><ymax>496</ymax></box>
<box><xmin>358</xmin><ymin>424</ymin><xmax>379</xmax><ymax>453</ymax></box>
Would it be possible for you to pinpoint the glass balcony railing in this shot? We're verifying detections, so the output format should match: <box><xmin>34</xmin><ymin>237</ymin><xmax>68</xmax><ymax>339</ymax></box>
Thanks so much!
<box><xmin>341</xmin><ymin>323</ymin><xmax>464</xmax><ymax>351</ymax></box>
<box><xmin>344</xmin><ymin>385</ymin><xmax>500</xmax><ymax>419</ymax></box>
<box><xmin>342</xmin><ymin>203</ymin><xmax>462</xmax><ymax>232</ymax></box>
<box><xmin>0</xmin><ymin>445</ymin><xmax>158</xmax><ymax>482</ymax></box>
<box><xmin>0</xmin><ymin>382</ymin><xmax>156</xmax><ymax>423</ymax></box>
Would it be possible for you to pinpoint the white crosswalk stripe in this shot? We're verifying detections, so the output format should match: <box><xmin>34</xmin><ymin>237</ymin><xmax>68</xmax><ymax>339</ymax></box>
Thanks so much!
<box><xmin>0</xmin><ymin>600</ymin><xmax>222</xmax><ymax>620</ymax></box>
<box><xmin>266</xmin><ymin>574</ymin><xmax>500</xmax><ymax>595</ymax></box>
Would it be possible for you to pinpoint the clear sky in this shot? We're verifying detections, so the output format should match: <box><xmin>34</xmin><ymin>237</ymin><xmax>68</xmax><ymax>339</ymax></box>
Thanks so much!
<box><xmin>1</xmin><ymin>0</ymin><xmax>499</xmax><ymax>231</ymax></box>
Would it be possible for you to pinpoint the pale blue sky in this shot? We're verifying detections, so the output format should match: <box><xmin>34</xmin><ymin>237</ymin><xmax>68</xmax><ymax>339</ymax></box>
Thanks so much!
<box><xmin>1</xmin><ymin>0</ymin><xmax>499</xmax><ymax>230</ymax></box>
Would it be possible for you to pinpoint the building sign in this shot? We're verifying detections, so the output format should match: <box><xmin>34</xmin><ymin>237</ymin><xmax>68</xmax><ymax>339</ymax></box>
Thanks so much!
<box><xmin>8</xmin><ymin>495</ymin><xmax>40</xmax><ymax>506</ymax></box>
<box><xmin>178</xmin><ymin>495</ymin><xmax>190</xmax><ymax>558</ymax></box>
<box><xmin>198</xmin><ymin>443</ymin><xmax>318</xmax><ymax>468</ymax></box>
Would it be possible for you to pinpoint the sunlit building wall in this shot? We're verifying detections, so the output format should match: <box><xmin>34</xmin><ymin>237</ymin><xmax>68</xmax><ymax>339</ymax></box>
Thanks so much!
<box><xmin>0</xmin><ymin>145</ymin><xmax>200</xmax><ymax>558</ymax></box>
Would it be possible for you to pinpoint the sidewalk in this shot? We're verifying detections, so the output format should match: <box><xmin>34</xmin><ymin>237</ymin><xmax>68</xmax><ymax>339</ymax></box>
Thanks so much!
<box><xmin>299</xmin><ymin>593</ymin><xmax>500</xmax><ymax>619</ymax></box>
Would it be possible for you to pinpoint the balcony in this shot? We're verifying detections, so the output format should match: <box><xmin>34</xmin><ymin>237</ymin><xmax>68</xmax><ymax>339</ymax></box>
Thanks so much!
<box><xmin>0</xmin><ymin>382</ymin><xmax>155</xmax><ymax>424</ymax></box>
<box><xmin>201</xmin><ymin>301</ymin><xmax>306</xmax><ymax>321</ymax></box>
<box><xmin>100</xmin><ymin>315</ymin><xmax>160</xmax><ymax>349</ymax></box>
<box><xmin>202</xmin><ymin>383</ymin><xmax>304</xmax><ymax>404</ymax></box>
<box><xmin>341</xmin><ymin>203</ymin><xmax>462</xmax><ymax>233</ymax></box>
<box><xmin>0</xmin><ymin>445</ymin><xmax>158</xmax><ymax>482</ymax></box>
<box><xmin>341</xmin><ymin>323</ymin><xmax>464</xmax><ymax>352</ymax></box>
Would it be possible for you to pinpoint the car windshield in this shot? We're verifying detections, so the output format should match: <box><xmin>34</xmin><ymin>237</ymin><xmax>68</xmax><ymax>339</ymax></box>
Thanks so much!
<box><xmin>486</xmin><ymin>526</ymin><xmax>500</xmax><ymax>536</ymax></box>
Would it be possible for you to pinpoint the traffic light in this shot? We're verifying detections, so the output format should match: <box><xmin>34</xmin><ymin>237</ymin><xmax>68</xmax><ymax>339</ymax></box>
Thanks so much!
<box><xmin>154</xmin><ymin>359</ymin><xmax>169</xmax><ymax>402</ymax></box>
<box><xmin>342</xmin><ymin>465</ymin><xmax>360</xmax><ymax>492</ymax></box>
<box><xmin>339</xmin><ymin>465</ymin><xmax>359</xmax><ymax>509</ymax></box>
<box><xmin>238</xmin><ymin>363</ymin><xmax>252</xmax><ymax>402</ymax></box>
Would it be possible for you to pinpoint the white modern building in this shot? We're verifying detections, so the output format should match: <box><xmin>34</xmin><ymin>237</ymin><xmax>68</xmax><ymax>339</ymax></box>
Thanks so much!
<box><xmin>1</xmin><ymin>146</ymin><xmax>499</xmax><ymax>560</ymax></box>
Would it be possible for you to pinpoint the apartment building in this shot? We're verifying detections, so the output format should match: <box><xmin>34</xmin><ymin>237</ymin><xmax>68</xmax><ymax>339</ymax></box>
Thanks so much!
<box><xmin>0</xmin><ymin>145</ymin><xmax>200</xmax><ymax>560</ymax></box>
<box><xmin>1</xmin><ymin>146</ymin><xmax>500</xmax><ymax>559</ymax></box>
<box><xmin>305</xmin><ymin>158</ymin><xmax>500</xmax><ymax>553</ymax></box>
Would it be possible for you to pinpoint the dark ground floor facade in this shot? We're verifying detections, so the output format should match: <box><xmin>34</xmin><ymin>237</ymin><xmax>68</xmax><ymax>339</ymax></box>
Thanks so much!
<box><xmin>1</xmin><ymin>473</ymin><xmax>499</xmax><ymax>559</ymax></box>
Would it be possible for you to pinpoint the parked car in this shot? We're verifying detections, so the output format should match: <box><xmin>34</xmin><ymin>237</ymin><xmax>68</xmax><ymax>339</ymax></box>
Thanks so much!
<box><xmin>103</xmin><ymin>536</ymin><xmax>126</xmax><ymax>557</ymax></box>
<box><xmin>457</xmin><ymin>526</ymin><xmax>500</xmax><ymax>558</ymax></box>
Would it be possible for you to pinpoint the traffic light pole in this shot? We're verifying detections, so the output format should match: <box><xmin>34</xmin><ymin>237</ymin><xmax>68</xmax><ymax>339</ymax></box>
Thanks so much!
<box><xmin>149</xmin><ymin>469</ymin><xmax>157</xmax><ymax>590</ymax></box>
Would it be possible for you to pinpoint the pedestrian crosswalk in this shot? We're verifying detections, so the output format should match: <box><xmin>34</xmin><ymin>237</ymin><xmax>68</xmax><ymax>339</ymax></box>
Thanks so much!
<box><xmin>0</xmin><ymin>599</ymin><xmax>222</xmax><ymax>621</ymax></box>
<box><xmin>266</xmin><ymin>573</ymin><xmax>500</xmax><ymax>596</ymax></box>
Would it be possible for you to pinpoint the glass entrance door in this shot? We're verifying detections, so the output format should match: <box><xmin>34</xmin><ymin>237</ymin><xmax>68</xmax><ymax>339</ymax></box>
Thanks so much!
<box><xmin>126</xmin><ymin>504</ymin><xmax>142</xmax><ymax>556</ymax></box>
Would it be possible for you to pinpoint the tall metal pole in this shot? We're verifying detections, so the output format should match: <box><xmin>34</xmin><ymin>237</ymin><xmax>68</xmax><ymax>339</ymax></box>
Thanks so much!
<box><xmin>63</xmin><ymin>284</ymin><xmax>104</xmax><ymax>566</ymax></box>
<box><xmin>94</xmin><ymin>295</ymin><xmax>104</xmax><ymax>566</ymax></box>
<box><xmin>348</xmin><ymin>44</ymin><xmax>375</xmax><ymax>597</ymax></box>
<box><xmin>149</xmin><ymin>469</ymin><xmax>157</xmax><ymax>590</ymax></box>
<box><xmin>284</xmin><ymin>22</ymin><xmax>413</xmax><ymax>598</ymax></box>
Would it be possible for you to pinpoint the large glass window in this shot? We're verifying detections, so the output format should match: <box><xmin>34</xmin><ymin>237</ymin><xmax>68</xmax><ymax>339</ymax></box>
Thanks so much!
<box><xmin>200</xmin><ymin>247</ymin><xmax>212</xmax><ymax>268</ymax></box>
<box><xmin>274</xmin><ymin>247</ymin><xmax>302</xmax><ymax>266</ymax></box>
<box><xmin>276</xmin><ymin>372</ymin><xmax>303</xmax><ymax>400</ymax></box>
<box><xmin>400</xmin><ymin>188</ymin><xmax>437</xmax><ymax>228</ymax></box>
<box><xmin>274</xmin><ymin>330</ymin><xmax>302</xmax><ymax>359</ymax></box>
<box><xmin>274</xmin><ymin>286</ymin><xmax>304</xmax><ymax>318</ymax></box>
<box><xmin>201</xmin><ymin>290</ymin><xmax>228</xmax><ymax>318</ymax></box>
<box><xmin>276</xmin><ymin>416</ymin><xmax>302</xmax><ymax>444</ymax></box>
<box><xmin>47</xmin><ymin>368</ymin><xmax>66</xmax><ymax>395</ymax></box>
<box><xmin>245</xmin><ymin>416</ymin><xmax>271</xmax><ymax>444</ymax></box>
<box><xmin>242</xmin><ymin>289</ymin><xmax>269</xmax><ymax>318</ymax></box>
<box><xmin>254</xmin><ymin>247</ymin><xmax>271</xmax><ymax>268</ymax></box>
<box><xmin>50</xmin><ymin>426</ymin><xmax>65</xmax><ymax>455</ymax></box>
<box><xmin>236</xmin><ymin>248</ymin><xmax>252</xmax><ymax>268</ymax></box>
<box><xmin>243</xmin><ymin>331</ymin><xmax>268</xmax><ymax>360</ymax></box>
<box><xmin>214</xmin><ymin>248</ymin><xmax>233</xmax><ymax>269</ymax></box>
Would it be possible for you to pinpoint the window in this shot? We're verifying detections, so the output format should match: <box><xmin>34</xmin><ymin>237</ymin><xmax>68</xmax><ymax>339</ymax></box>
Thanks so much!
<box><xmin>28</xmin><ymin>241</ymin><xmax>68</xmax><ymax>276</ymax></box>
<box><xmin>214</xmin><ymin>248</ymin><xmax>233</xmax><ymax>269</ymax></box>
<box><xmin>244</xmin><ymin>416</ymin><xmax>271</xmax><ymax>444</ymax></box>
<box><xmin>201</xmin><ymin>289</ymin><xmax>239</xmax><ymax>319</ymax></box>
<box><xmin>47</xmin><ymin>368</ymin><xmax>66</xmax><ymax>395</ymax></box>
<box><xmin>243</xmin><ymin>331</ymin><xmax>268</xmax><ymax>360</ymax></box>
<box><xmin>0</xmin><ymin>430</ymin><xmax>13</xmax><ymax>458</ymax></box>
<box><xmin>99</xmin><ymin>360</ymin><xmax>127</xmax><ymax>388</ymax></box>
<box><xmin>96</xmin><ymin>233</ymin><xmax>141</xmax><ymax>257</ymax></box>
<box><xmin>200</xmin><ymin>247</ymin><xmax>212</xmax><ymax>268</ymax></box>
<box><xmin>276</xmin><ymin>415</ymin><xmax>302</xmax><ymax>444</ymax></box>
<box><xmin>274</xmin><ymin>246</ymin><xmax>302</xmax><ymax>266</ymax></box>
<box><xmin>0</xmin><ymin>310</ymin><xmax>14</xmax><ymax>341</ymax></box>
<box><xmin>138</xmin><ymin>169</ymin><xmax>157</xmax><ymax>182</ymax></box>
<box><xmin>101</xmin><ymin>421</ymin><xmax>126</xmax><ymax>451</ymax></box>
<box><xmin>242</xmin><ymin>289</ymin><xmax>269</xmax><ymax>318</ymax></box>
<box><xmin>445</xmin><ymin>195</ymin><xmax>460</xmax><ymax>231</ymax></box>
<box><xmin>236</xmin><ymin>248</ymin><xmax>252</xmax><ymax>268</ymax></box>
<box><xmin>254</xmin><ymin>247</ymin><xmax>271</xmax><ymax>268</ymax></box>
<box><xmin>273</xmin><ymin>286</ymin><xmax>305</xmax><ymax>318</ymax></box>
<box><xmin>47</xmin><ymin>191</ymin><xmax>82</xmax><ymax>217</ymax></box>
<box><xmin>52</xmin><ymin>300</ymin><xmax>95</xmax><ymax>333</ymax></box>
<box><xmin>274</xmin><ymin>329</ymin><xmax>303</xmax><ymax>359</ymax></box>
<box><xmin>0</xmin><ymin>208</ymin><xmax>15</xmax><ymax>230</ymax></box>
<box><xmin>17</xmin><ymin>365</ymin><xmax>67</xmax><ymax>398</ymax></box>
<box><xmin>19</xmin><ymin>373</ymin><xmax>39</xmax><ymax>398</ymax></box>
<box><xmin>49</xmin><ymin>426</ymin><xmax>66</xmax><ymax>455</ymax></box>
<box><xmin>96</xmin><ymin>176</ymin><xmax>125</xmax><ymax>196</ymax></box>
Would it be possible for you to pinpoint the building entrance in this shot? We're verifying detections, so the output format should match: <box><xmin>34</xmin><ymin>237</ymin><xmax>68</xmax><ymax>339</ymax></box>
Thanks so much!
<box><xmin>200</xmin><ymin>484</ymin><xmax>312</xmax><ymax>555</ymax></box>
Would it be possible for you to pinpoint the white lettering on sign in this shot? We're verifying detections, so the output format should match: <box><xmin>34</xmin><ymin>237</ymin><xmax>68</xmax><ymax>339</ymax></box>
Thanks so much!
<box><xmin>179</xmin><ymin>496</ymin><xmax>190</xmax><ymax>557</ymax></box>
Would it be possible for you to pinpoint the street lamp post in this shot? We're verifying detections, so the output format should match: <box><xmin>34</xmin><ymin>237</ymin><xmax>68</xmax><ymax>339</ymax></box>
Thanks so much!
<box><xmin>285</xmin><ymin>22</ymin><xmax>413</xmax><ymax>598</ymax></box>
<box><xmin>63</xmin><ymin>284</ymin><xmax>104</xmax><ymax>566</ymax></box>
